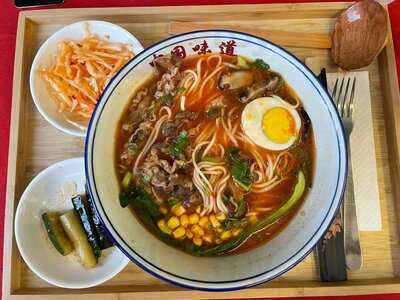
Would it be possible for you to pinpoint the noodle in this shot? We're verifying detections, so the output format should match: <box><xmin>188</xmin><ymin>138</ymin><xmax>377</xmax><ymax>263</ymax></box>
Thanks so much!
<box><xmin>182</xmin><ymin>69</ymin><xmax>198</xmax><ymax>94</ymax></box>
<box><xmin>116</xmin><ymin>53</ymin><xmax>314</xmax><ymax>255</ymax></box>
<box><xmin>197</xmin><ymin>65</ymin><xmax>225</xmax><ymax>99</ymax></box>
<box><xmin>207</xmin><ymin>54</ymin><xmax>222</xmax><ymax>68</ymax></box>
<box><xmin>222</xmin><ymin>62</ymin><xmax>241</xmax><ymax>69</ymax></box>
<box><xmin>221</xmin><ymin>109</ymin><xmax>238</xmax><ymax>146</ymax></box>
<box><xmin>215</xmin><ymin>173</ymin><xmax>230</xmax><ymax>213</ymax></box>
<box><xmin>195</xmin><ymin>57</ymin><xmax>205</xmax><ymax>81</ymax></box>
<box><xmin>133</xmin><ymin>106</ymin><xmax>172</xmax><ymax>175</ymax></box>
<box><xmin>195</xmin><ymin>123</ymin><xmax>214</xmax><ymax>144</ymax></box>
<box><xmin>180</xmin><ymin>95</ymin><xmax>186</xmax><ymax>111</ymax></box>
<box><xmin>201</xmin><ymin>119</ymin><xmax>219</xmax><ymax>157</ymax></box>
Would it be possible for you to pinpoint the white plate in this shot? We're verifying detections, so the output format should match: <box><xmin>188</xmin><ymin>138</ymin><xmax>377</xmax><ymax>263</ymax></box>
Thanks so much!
<box><xmin>30</xmin><ymin>20</ymin><xmax>144</xmax><ymax>138</ymax></box>
<box><xmin>14</xmin><ymin>157</ymin><xmax>129</xmax><ymax>289</ymax></box>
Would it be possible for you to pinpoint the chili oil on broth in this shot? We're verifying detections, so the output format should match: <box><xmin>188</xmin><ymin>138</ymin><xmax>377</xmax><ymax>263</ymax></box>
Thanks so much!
<box><xmin>115</xmin><ymin>53</ymin><xmax>314</xmax><ymax>256</ymax></box>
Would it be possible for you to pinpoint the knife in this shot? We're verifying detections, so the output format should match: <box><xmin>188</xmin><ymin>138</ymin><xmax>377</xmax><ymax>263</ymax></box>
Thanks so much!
<box><xmin>315</xmin><ymin>68</ymin><xmax>347</xmax><ymax>282</ymax></box>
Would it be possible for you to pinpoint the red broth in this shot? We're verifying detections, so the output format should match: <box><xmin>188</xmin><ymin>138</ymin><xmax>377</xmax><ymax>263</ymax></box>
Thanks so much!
<box><xmin>115</xmin><ymin>54</ymin><xmax>314</xmax><ymax>256</ymax></box>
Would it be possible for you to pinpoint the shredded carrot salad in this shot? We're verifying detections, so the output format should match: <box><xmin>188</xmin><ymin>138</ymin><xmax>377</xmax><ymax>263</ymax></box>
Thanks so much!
<box><xmin>39</xmin><ymin>34</ymin><xmax>134</xmax><ymax>127</ymax></box>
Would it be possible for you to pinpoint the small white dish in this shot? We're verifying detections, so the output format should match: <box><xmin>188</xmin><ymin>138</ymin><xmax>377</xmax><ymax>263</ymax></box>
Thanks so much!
<box><xmin>14</xmin><ymin>157</ymin><xmax>129</xmax><ymax>289</ymax></box>
<box><xmin>29</xmin><ymin>20</ymin><xmax>144</xmax><ymax>138</ymax></box>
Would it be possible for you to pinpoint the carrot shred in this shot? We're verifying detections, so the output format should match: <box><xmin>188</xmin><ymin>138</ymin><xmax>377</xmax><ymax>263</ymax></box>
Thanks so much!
<box><xmin>39</xmin><ymin>33</ymin><xmax>134</xmax><ymax>125</ymax></box>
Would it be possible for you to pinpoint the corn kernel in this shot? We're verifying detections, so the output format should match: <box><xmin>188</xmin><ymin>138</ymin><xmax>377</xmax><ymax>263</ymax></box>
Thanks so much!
<box><xmin>248</xmin><ymin>215</ymin><xmax>258</xmax><ymax>224</ymax></box>
<box><xmin>173</xmin><ymin>226</ymin><xmax>186</xmax><ymax>239</ymax></box>
<box><xmin>186</xmin><ymin>229</ymin><xmax>194</xmax><ymax>239</ymax></box>
<box><xmin>193</xmin><ymin>237</ymin><xmax>202</xmax><ymax>246</ymax></box>
<box><xmin>191</xmin><ymin>224</ymin><xmax>204</xmax><ymax>236</ymax></box>
<box><xmin>199</xmin><ymin>216</ymin><xmax>209</xmax><ymax>228</ymax></box>
<box><xmin>203</xmin><ymin>234</ymin><xmax>213</xmax><ymax>243</ymax></box>
<box><xmin>167</xmin><ymin>216</ymin><xmax>180</xmax><ymax>229</ymax></box>
<box><xmin>209</xmin><ymin>214</ymin><xmax>221</xmax><ymax>228</ymax></box>
<box><xmin>216</xmin><ymin>227</ymin><xmax>223</xmax><ymax>233</ymax></box>
<box><xmin>216</xmin><ymin>213</ymin><xmax>226</xmax><ymax>221</ymax></box>
<box><xmin>232</xmin><ymin>227</ymin><xmax>243</xmax><ymax>237</ymax></box>
<box><xmin>171</xmin><ymin>204</ymin><xmax>186</xmax><ymax>216</ymax></box>
<box><xmin>195</xmin><ymin>206</ymin><xmax>201</xmax><ymax>214</ymax></box>
<box><xmin>220</xmin><ymin>230</ymin><xmax>232</xmax><ymax>240</ymax></box>
<box><xmin>159</xmin><ymin>205</ymin><xmax>168</xmax><ymax>215</ymax></box>
<box><xmin>180</xmin><ymin>215</ymin><xmax>189</xmax><ymax>227</ymax></box>
<box><xmin>157</xmin><ymin>219</ymin><xmax>172</xmax><ymax>234</ymax></box>
<box><xmin>189</xmin><ymin>214</ymin><xmax>199</xmax><ymax>225</ymax></box>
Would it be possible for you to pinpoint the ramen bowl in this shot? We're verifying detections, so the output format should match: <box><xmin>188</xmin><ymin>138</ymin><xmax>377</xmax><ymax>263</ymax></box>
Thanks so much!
<box><xmin>85</xmin><ymin>30</ymin><xmax>347</xmax><ymax>290</ymax></box>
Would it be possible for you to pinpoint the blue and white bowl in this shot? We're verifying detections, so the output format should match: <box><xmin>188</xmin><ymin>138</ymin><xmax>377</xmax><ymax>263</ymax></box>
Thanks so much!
<box><xmin>85</xmin><ymin>30</ymin><xmax>347</xmax><ymax>290</ymax></box>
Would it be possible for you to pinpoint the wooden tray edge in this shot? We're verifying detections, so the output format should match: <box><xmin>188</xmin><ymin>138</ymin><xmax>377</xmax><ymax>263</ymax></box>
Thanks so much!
<box><xmin>7</xmin><ymin>281</ymin><xmax>400</xmax><ymax>300</ymax></box>
<box><xmin>4</xmin><ymin>3</ymin><xmax>400</xmax><ymax>299</ymax></box>
<box><xmin>15</xmin><ymin>2</ymin><xmax>353</xmax><ymax>23</ymax></box>
<box><xmin>19</xmin><ymin>1</ymin><xmax>350</xmax><ymax>19</ymax></box>
<box><xmin>3</xmin><ymin>11</ymin><xmax>29</xmax><ymax>299</ymax></box>
<box><xmin>379</xmin><ymin>7</ymin><xmax>400</xmax><ymax>252</ymax></box>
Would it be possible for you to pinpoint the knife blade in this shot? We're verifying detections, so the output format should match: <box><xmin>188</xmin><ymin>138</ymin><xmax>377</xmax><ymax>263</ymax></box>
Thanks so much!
<box><xmin>315</xmin><ymin>68</ymin><xmax>347</xmax><ymax>282</ymax></box>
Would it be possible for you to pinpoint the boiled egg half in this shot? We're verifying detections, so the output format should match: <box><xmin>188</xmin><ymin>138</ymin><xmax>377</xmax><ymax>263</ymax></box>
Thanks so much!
<box><xmin>241</xmin><ymin>96</ymin><xmax>301</xmax><ymax>151</ymax></box>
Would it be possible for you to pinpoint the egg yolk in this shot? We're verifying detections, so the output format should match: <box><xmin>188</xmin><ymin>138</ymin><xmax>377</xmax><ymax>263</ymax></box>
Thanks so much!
<box><xmin>262</xmin><ymin>107</ymin><xmax>296</xmax><ymax>144</ymax></box>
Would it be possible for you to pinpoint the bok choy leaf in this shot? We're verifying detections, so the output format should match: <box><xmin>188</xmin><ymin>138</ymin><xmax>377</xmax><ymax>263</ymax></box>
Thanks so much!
<box><xmin>197</xmin><ymin>170</ymin><xmax>306</xmax><ymax>256</ymax></box>
<box><xmin>226</xmin><ymin>147</ymin><xmax>253</xmax><ymax>191</ymax></box>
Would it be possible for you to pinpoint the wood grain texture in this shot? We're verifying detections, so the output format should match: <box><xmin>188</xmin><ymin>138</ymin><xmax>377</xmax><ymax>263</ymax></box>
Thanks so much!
<box><xmin>332</xmin><ymin>0</ymin><xmax>388</xmax><ymax>69</ymax></box>
<box><xmin>169</xmin><ymin>21</ymin><xmax>332</xmax><ymax>49</ymax></box>
<box><xmin>3</xmin><ymin>13</ymin><xmax>28</xmax><ymax>298</ymax></box>
<box><xmin>378</xmin><ymin>7</ymin><xmax>400</xmax><ymax>276</ymax></box>
<box><xmin>3</xmin><ymin>3</ymin><xmax>400</xmax><ymax>299</ymax></box>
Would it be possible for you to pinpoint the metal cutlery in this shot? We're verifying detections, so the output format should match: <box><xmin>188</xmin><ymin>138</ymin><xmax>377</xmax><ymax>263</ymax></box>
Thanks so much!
<box><xmin>315</xmin><ymin>69</ymin><xmax>347</xmax><ymax>282</ymax></box>
<box><xmin>332</xmin><ymin>76</ymin><xmax>363</xmax><ymax>271</ymax></box>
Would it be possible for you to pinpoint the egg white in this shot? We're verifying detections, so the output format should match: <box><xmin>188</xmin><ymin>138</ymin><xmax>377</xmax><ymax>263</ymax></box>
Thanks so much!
<box><xmin>241</xmin><ymin>96</ymin><xmax>301</xmax><ymax>151</ymax></box>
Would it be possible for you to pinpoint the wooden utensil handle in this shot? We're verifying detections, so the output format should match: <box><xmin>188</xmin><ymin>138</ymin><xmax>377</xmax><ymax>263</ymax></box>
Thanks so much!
<box><xmin>169</xmin><ymin>21</ymin><xmax>332</xmax><ymax>49</ymax></box>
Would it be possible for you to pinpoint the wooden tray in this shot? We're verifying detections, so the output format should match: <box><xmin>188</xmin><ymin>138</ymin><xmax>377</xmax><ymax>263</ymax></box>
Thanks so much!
<box><xmin>3</xmin><ymin>2</ymin><xmax>400</xmax><ymax>299</ymax></box>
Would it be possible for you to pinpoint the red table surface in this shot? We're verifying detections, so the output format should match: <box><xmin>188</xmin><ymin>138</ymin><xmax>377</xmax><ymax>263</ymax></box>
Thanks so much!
<box><xmin>1</xmin><ymin>0</ymin><xmax>399</xmax><ymax>299</ymax></box>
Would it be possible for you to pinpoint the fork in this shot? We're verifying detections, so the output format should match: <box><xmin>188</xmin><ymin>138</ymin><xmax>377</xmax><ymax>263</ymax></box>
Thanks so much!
<box><xmin>332</xmin><ymin>76</ymin><xmax>362</xmax><ymax>271</ymax></box>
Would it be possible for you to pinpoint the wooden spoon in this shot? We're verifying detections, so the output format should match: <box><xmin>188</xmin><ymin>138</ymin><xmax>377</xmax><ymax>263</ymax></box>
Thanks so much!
<box><xmin>331</xmin><ymin>0</ymin><xmax>388</xmax><ymax>70</ymax></box>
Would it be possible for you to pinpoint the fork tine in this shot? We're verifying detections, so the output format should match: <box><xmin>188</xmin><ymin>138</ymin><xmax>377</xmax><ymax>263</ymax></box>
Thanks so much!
<box><xmin>342</xmin><ymin>77</ymin><xmax>351</xmax><ymax>117</ymax></box>
<box><xmin>336</xmin><ymin>77</ymin><xmax>345</xmax><ymax>115</ymax></box>
<box><xmin>332</xmin><ymin>78</ymin><xmax>339</xmax><ymax>101</ymax></box>
<box><xmin>348</xmin><ymin>77</ymin><xmax>357</xmax><ymax>117</ymax></box>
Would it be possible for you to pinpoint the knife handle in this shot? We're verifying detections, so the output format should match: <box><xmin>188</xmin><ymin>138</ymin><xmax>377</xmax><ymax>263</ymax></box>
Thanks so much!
<box><xmin>315</xmin><ymin>68</ymin><xmax>347</xmax><ymax>282</ymax></box>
